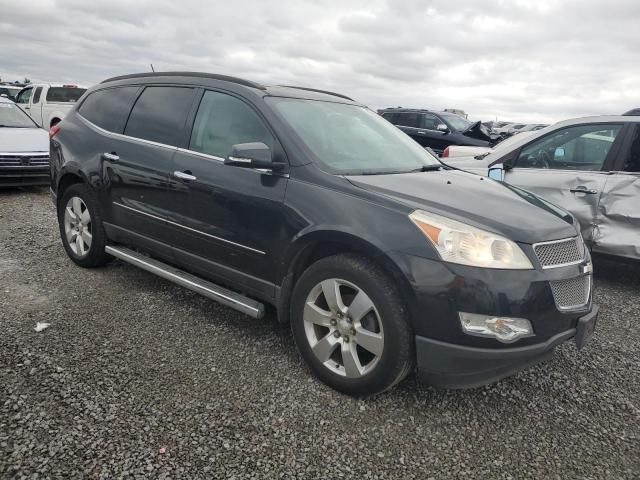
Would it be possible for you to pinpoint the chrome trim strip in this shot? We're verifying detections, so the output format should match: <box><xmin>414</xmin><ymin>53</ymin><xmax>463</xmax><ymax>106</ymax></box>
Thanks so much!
<box><xmin>105</xmin><ymin>246</ymin><xmax>263</xmax><ymax>318</ymax></box>
<box><xmin>77</xmin><ymin>114</ymin><xmax>176</xmax><ymax>151</ymax></box>
<box><xmin>533</xmin><ymin>236</ymin><xmax>585</xmax><ymax>270</ymax></box>
<box><xmin>228</xmin><ymin>156</ymin><xmax>251</xmax><ymax>163</ymax></box>
<box><xmin>0</xmin><ymin>152</ymin><xmax>49</xmax><ymax>156</ymax></box>
<box><xmin>112</xmin><ymin>201</ymin><xmax>266</xmax><ymax>255</ymax></box>
<box><xmin>175</xmin><ymin>148</ymin><xmax>224</xmax><ymax>163</ymax></box>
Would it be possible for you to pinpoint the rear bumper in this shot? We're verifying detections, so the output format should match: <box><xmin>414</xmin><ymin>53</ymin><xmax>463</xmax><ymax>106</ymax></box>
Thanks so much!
<box><xmin>416</xmin><ymin>305</ymin><xmax>599</xmax><ymax>388</ymax></box>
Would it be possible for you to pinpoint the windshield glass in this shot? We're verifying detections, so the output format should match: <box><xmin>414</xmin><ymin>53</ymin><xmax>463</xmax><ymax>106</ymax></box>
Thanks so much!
<box><xmin>0</xmin><ymin>102</ymin><xmax>37</xmax><ymax>128</ymax></box>
<box><xmin>266</xmin><ymin>98</ymin><xmax>440</xmax><ymax>174</ymax></box>
<box><xmin>439</xmin><ymin>112</ymin><xmax>471</xmax><ymax>131</ymax></box>
<box><xmin>46</xmin><ymin>87</ymin><xmax>86</xmax><ymax>103</ymax></box>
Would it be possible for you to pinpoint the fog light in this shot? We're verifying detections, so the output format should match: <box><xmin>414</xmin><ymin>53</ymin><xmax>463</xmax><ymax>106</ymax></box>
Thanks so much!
<box><xmin>459</xmin><ymin>312</ymin><xmax>534</xmax><ymax>343</ymax></box>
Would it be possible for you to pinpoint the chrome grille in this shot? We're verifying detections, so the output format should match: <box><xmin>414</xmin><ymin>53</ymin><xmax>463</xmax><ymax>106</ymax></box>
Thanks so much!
<box><xmin>533</xmin><ymin>237</ymin><xmax>584</xmax><ymax>268</ymax></box>
<box><xmin>550</xmin><ymin>275</ymin><xmax>591</xmax><ymax>310</ymax></box>
<box><xmin>0</xmin><ymin>154</ymin><xmax>49</xmax><ymax>167</ymax></box>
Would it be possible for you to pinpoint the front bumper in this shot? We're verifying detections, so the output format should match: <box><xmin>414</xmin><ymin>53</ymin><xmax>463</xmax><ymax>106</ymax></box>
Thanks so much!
<box><xmin>416</xmin><ymin>305</ymin><xmax>599</xmax><ymax>388</ymax></box>
<box><xmin>0</xmin><ymin>167</ymin><xmax>50</xmax><ymax>187</ymax></box>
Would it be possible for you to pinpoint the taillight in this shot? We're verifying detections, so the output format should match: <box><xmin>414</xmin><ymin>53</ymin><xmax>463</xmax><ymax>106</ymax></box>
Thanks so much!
<box><xmin>442</xmin><ymin>147</ymin><xmax>450</xmax><ymax>157</ymax></box>
<box><xmin>49</xmin><ymin>124</ymin><xmax>61</xmax><ymax>139</ymax></box>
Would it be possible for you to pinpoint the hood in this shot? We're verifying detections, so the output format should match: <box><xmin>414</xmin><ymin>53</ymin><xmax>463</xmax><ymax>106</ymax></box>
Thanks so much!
<box><xmin>461</xmin><ymin>120</ymin><xmax>500</xmax><ymax>144</ymax></box>
<box><xmin>347</xmin><ymin>169</ymin><xmax>577</xmax><ymax>244</ymax></box>
<box><xmin>0</xmin><ymin>127</ymin><xmax>49</xmax><ymax>153</ymax></box>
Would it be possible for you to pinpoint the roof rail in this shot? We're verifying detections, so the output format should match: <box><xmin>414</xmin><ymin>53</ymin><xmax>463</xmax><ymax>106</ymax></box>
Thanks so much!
<box><xmin>278</xmin><ymin>85</ymin><xmax>354</xmax><ymax>102</ymax></box>
<box><xmin>101</xmin><ymin>72</ymin><xmax>266</xmax><ymax>90</ymax></box>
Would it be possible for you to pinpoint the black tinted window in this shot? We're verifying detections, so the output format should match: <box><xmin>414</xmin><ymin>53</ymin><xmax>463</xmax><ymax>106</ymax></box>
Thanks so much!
<box><xmin>189</xmin><ymin>90</ymin><xmax>274</xmax><ymax>158</ymax></box>
<box><xmin>46</xmin><ymin>87</ymin><xmax>86</xmax><ymax>102</ymax></box>
<box><xmin>395</xmin><ymin>112</ymin><xmax>420</xmax><ymax>128</ymax></box>
<box><xmin>125</xmin><ymin>87</ymin><xmax>195</xmax><ymax>146</ymax></box>
<box><xmin>32</xmin><ymin>87</ymin><xmax>43</xmax><ymax>104</ymax></box>
<box><xmin>624</xmin><ymin>126</ymin><xmax>640</xmax><ymax>172</ymax></box>
<box><xmin>78</xmin><ymin>87</ymin><xmax>139</xmax><ymax>133</ymax></box>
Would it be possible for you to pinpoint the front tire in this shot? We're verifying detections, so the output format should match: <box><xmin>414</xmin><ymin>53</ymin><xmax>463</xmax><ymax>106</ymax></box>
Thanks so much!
<box><xmin>291</xmin><ymin>254</ymin><xmax>414</xmax><ymax>396</ymax></box>
<box><xmin>57</xmin><ymin>183</ymin><xmax>111</xmax><ymax>268</ymax></box>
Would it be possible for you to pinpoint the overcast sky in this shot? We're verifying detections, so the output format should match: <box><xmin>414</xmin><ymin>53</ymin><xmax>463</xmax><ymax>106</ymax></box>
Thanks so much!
<box><xmin>1</xmin><ymin>0</ymin><xmax>638</xmax><ymax>123</ymax></box>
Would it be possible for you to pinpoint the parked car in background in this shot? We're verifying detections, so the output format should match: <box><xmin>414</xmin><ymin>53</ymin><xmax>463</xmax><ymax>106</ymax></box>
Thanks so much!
<box><xmin>452</xmin><ymin>116</ymin><xmax>640</xmax><ymax>261</ymax></box>
<box><xmin>442</xmin><ymin>131</ymin><xmax>538</xmax><ymax>159</ymax></box>
<box><xmin>378</xmin><ymin>108</ymin><xmax>499</xmax><ymax>155</ymax></box>
<box><xmin>50</xmin><ymin>72</ymin><xmax>597</xmax><ymax>395</ymax></box>
<box><xmin>15</xmin><ymin>83</ymin><xmax>87</xmax><ymax>128</ymax></box>
<box><xmin>0</xmin><ymin>85</ymin><xmax>24</xmax><ymax>102</ymax></box>
<box><xmin>0</xmin><ymin>97</ymin><xmax>50</xmax><ymax>186</ymax></box>
<box><xmin>518</xmin><ymin>123</ymin><xmax>549</xmax><ymax>132</ymax></box>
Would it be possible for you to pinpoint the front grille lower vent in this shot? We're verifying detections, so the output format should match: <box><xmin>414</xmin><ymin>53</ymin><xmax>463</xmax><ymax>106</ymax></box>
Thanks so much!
<box><xmin>549</xmin><ymin>275</ymin><xmax>591</xmax><ymax>311</ymax></box>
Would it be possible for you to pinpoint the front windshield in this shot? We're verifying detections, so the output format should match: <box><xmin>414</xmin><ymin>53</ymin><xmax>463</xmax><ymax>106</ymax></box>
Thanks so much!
<box><xmin>266</xmin><ymin>97</ymin><xmax>440</xmax><ymax>174</ymax></box>
<box><xmin>0</xmin><ymin>102</ymin><xmax>37</xmax><ymax>128</ymax></box>
<box><xmin>439</xmin><ymin>112</ymin><xmax>471</xmax><ymax>131</ymax></box>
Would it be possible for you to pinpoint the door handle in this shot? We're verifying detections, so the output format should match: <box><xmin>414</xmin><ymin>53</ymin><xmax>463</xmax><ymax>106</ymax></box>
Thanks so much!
<box><xmin>417</xmin><ymin>130</ymin><xmax>427</xmax><ymax>134</ymax></box>
<box><xmin>173</xmin><ymin>170</ymin><xmax>197</xmax><ymax>181</ymax></box>
<box><xmin>101</xmin><ymin>152</ymin><xmax>120</xmax><ymax>162</ymax></box>
<box><xmin>570</xmin><ymin>186</ymin><xmax>598</xmax><ymax>195</ymax></box>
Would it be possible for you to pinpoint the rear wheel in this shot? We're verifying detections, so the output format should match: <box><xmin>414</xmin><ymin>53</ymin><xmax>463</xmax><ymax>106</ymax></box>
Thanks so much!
<box><xmin>291</xmin><ymin>254</ymin><xmax>414</xmax><ymax>396</ymax></box>
<box><xmin>57</xmin><ymin>184</ymin><xmax>110</xmax><ymax>267</ymax></box>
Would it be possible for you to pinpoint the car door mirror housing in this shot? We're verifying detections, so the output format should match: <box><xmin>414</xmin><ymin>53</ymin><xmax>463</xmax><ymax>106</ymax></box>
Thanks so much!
<box><xmin>488</xmin><ymin>164</ymin><xmax>505</xmax><ymax>181</ymax></box>
<box><xmin>436</xmin><ymin>123</ymin><xmax>449</xmax><ymax>133</ymax></box>
<box><xmin>225</xmin><ymin>142</ymin><xmax>286</xmax><ymax>171</ymax></box>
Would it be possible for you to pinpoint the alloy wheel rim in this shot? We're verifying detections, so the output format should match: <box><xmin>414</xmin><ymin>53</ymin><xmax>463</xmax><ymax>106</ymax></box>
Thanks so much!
<box><xmin>303</xmin><ymin>278</ymin><xmax>384</xmax><ymax>378</ymax></box>
<box><xmin>63</xmin><ymin>196</ymin><xmax>92</xmax><ymax>257</ymax></box>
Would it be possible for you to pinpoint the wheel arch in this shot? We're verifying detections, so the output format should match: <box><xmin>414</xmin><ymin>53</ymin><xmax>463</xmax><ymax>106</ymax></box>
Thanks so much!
<box><xmin>276</xmin><ymin>228</ymin><xmax>416</xmax><ymax>324</ymax></box>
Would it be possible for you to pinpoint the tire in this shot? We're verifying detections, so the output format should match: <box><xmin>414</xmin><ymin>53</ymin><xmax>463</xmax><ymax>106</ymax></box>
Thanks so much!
<box><xmin>291</xmin><ymin>253</ymin><xmax>414</xmax><ymax>396</ymax></box>
<box><xmin>57</xmin><ymin>183</ymin><xmax>111</xmax><ymax>268</ymax></box>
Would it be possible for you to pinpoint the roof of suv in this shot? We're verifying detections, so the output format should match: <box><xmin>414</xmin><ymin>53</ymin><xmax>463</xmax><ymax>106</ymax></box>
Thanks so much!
<box><xmin>100</xmin><ymin>72</ymin><xmax>360</xmax><ymax>105</ymax></box>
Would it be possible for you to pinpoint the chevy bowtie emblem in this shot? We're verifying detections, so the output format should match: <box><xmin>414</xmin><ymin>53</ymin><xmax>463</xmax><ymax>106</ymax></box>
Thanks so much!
<box><xmin>20</xmin><ymin>156</ymin><xmax>31</xmax><ymax>166</ymax></box>
<box><xmin>582</xmin><ymin>262</ymin><xmax>593</xmax><ymax>275</ymax></box>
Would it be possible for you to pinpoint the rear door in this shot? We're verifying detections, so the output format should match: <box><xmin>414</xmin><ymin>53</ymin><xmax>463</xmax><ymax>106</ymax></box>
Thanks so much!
<box><xmin>594</xmin><ymin>123</ymin><xmax>640</xmax><ymax>259</ymax></box>
<box><xmin>503</xmin><ymin>123</ymin><xmax>626</xmax><ymax>245</ymax></box>
<box><xmin>99</xmin><ymin>85</ymin><xmax>198</xmax><ymax>250</ymax></box>
<box><xmin>30</xmin><ymin>86</ymin><xmax>43</xmax><ymax>126</ymax></box>
<box><xmin>168</xmin><ymin>89</ymin><xmax>288</xmax><ymax>298</ymax></box>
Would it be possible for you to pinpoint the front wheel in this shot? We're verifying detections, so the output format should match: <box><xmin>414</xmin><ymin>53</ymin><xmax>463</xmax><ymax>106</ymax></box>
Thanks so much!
<box><xmin>291</xmin><ymin>254</ymin><xmax>414</xmax><ymax>396</ymax></box>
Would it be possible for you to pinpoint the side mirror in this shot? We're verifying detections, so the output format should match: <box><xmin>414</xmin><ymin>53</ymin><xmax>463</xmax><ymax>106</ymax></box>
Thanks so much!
<box><xmin>436</xmin><ymin>123</ymin><xmax>449</xmax><ymax>133</ymax></box>
<box><xmin>488</xmin><ymin>164</ymin><xmax>505</xmax><ymax>181</ymax></box>
<box><xmin>224</xmin><ymin>142</ymin><xmax>286</xmax><ymax>171</ymax></box>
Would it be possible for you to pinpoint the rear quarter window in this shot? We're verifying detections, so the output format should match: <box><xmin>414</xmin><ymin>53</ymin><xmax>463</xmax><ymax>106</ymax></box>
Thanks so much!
<box><xmin>78</xmin><ymin>86</ymin><xmax>140</xmax><ymax>133</ymax></box>
<box><xmin>46</xmin><ymin>87</ymin><xmax>87</xmax><ymax>103</ymax></box>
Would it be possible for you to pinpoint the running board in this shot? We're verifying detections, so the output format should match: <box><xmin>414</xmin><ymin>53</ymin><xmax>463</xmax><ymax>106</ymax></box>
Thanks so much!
<box><xmin>105</xmin><ymin>245</ymin><xmax>265</xmax><ymax>319</ymax></box>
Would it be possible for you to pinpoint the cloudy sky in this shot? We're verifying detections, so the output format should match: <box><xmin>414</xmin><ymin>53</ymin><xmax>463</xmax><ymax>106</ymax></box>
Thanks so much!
<box><xmin>1</xmin><ymin>0</ymin><xmax>638</xmax><ymax>123</ymax></box>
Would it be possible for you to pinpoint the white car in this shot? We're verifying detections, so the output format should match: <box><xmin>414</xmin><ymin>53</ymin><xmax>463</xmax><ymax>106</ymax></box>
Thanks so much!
<box><xmin>0</xmin><ymin>85</ymin><xmax>24</xmax><ymax>101</ymax></box>
<box><xmin>0</xmin><ymin>97</ymin><xmax>50</xmax><ymax>187</ymax></box>
<box><xmin>442</xmin><ymin>131</ymin><xmax>537</xmax><ymax>160</ymax></box>
<box><xmin>15</xmin><ymin>83</ymin><xmax>87</xmax><ymax>128</ymax></box>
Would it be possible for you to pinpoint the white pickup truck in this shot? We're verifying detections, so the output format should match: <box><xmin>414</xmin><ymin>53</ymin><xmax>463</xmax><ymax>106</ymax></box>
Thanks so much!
<box><xmin>15</xmin><ymin>83</ymin><xmax>87</xmax><ymax>128</ymax></box>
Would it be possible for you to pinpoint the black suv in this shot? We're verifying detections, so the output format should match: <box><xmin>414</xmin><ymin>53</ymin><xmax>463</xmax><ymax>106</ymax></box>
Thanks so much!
<box><xmin>379</xmin><ymin>108</ymin><xmax>499</xmax><ymax>155</ymax></box>
<box><xmin>50</xmin><ymin>72</ymin><xmax>598</xmax><ymax>396</ymax></box>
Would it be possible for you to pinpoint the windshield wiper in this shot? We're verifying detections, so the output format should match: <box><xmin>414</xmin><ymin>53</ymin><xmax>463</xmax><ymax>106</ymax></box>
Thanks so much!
<box><xmin>408</xmin><ymin>164</ymin><xmax>442</xmax><ymax>172</ymax></box>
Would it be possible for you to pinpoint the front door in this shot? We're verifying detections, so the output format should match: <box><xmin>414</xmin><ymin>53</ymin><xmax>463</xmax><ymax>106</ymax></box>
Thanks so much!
<box><xmin>15</xmin><ymin>87</ymin><xmax>35</xmax><ymax>124</ymax></box>
<box><xmin>594</xmin><ymin>123</ymin><xmax>640</xmax><ymax>259</ymax></box>
<box><xmin>503</xmin><ymin>122</ymin><xmax>626</xmax><ymax>245</ymax></box>
<box><xmin>169</xmin><ymin>90</ymin><xmax>288</xmax><ymax>298</ymax></box>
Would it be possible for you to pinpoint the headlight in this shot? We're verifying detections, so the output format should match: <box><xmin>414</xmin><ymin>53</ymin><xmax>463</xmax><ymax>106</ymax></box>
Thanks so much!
<box><xmin>409</xmin><ymin>210</ymin><xmax>533</xmax><ymax>269</ymax></box>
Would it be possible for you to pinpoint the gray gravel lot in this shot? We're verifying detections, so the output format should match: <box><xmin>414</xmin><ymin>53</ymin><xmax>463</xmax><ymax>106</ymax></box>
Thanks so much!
<box><xmin>0</xmin><ymin>187</ymin><xmax>639</xmax><ymax>479</ymax></box>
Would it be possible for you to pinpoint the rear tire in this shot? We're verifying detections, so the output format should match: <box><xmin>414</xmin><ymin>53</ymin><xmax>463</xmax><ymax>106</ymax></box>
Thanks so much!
<box><xmin>57</xmin><ymin>183</ymin><xmax>111</xmax><ymax>268</ymax></box>
<box><xmin>291</xmin><ymin>254</ymin><xmax>414</xmax><ymax>396</ymax></box>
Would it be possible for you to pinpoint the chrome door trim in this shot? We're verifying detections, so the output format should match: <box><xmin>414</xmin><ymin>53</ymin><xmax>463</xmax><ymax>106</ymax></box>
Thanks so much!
<box><xmin>112</xmin><ymin>201</ymin><xmax>266</xmax><ymax>255</ymax></box>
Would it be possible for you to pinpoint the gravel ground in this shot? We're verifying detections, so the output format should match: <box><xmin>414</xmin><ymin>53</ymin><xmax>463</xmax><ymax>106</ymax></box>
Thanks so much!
<box><xmin>0</xmin><ymin>187</ymin><xmax>638</xmax><ymax>479</ymax></box>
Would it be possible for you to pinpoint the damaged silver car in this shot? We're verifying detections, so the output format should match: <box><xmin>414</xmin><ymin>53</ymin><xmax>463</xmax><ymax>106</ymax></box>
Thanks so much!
<box><xmin>448</xmin><ymin>116</ymin><xmax>640</xmax><ymax>261</ymax></box>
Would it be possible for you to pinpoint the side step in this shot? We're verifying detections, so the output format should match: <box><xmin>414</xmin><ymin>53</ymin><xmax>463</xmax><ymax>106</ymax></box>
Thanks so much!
<box><xmin>105</xmin><ymin>245</ymin><xmax>265</xmax><ymax>319</ymax></box>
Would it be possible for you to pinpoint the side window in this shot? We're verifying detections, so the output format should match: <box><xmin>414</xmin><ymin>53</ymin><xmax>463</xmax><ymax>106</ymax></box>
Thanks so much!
<box><xmin>623</xmin><ymin>126</ymin><xmax>640</xmax><ymax>172</ymax></box>
<box><xmin>15</xmin><ymin>88</ymin><xmax>33</xmax><ymax>104</ymax></box>
<box><xmin>420</xmin><ymin>113</ymin><xmax>440</xmax><ymax>130</ymax></box>
<box><xmin>189</xmin><ymin>90</ymin><xmax>274</xmax><ymax>159</ymax></box>
<box><xmin>381</xmin><ymin>112</ymin><xmax>397</xmax><ymax>124</ymax></box>
<box><xmin>32</xmin><ymin>87</ymin><xmax>43</xmax><ymax>104</ymax></box>
<box><xmin>395</xmin><ymin>113</ymin><xmax>420</xmax><ymax>128</ymax></box>
<box><xmin>516</xmin><ymin>124</ymin><xmax>622</xmax><ymax>171</ymax></box>
<box><xmin>78</xmin><ymin>87</ymin><xmax>139</xmax><ymax>133</ymax></box>
<box><xmin>124</xmin><ymin>86</ymin><xmax>196</xmax><ymax>146</ymax></box>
